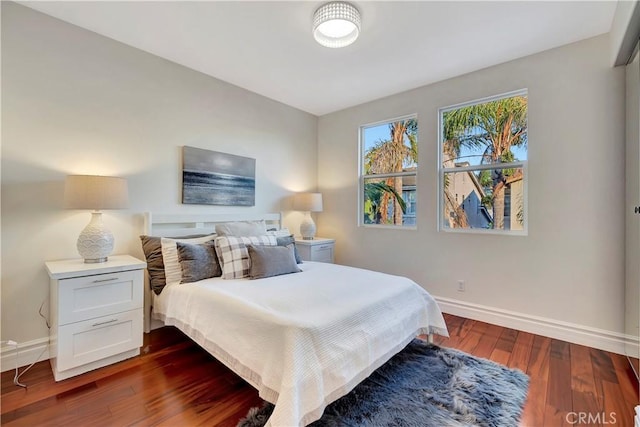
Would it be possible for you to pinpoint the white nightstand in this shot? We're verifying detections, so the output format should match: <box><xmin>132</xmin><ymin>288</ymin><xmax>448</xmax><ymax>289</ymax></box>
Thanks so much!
<box><xmin>45</xmin><ymin>255</ymin><xmax>146</xmax><ymax>381</ymax></box>
<box><xmin>295</xmin><ymin>237</ymin><xmax>335</xmax><ymax>263</ymax></box>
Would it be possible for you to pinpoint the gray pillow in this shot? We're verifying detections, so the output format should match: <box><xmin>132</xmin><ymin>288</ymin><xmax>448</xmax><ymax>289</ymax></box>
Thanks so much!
<box><xmin>247</xmin><ymin>244</ymin><xmax>301</xmax><ymax>279</ymax></box>
<box><xmin>140</xmin><ymin>235</ymin><xmax>166</xmax><ymax>295</ymax></box>
<box><xmin>215</xmin><ymin>220</ymin><xmax>267</xmax><ymax>236</ymax></box>
<box><xmin>276</xmin><ymin>235</ymin><xmax>303</xmax><ymax>264</ymax></box>
<box><xmin>140</xmin><ymin>233</ymin><xmax>212</xmax><ymax>294</ymax></box>
<box><xmin>176</xmin><ymin>240</ymin><xmax>222</xmax><ymax>283</ymax></box>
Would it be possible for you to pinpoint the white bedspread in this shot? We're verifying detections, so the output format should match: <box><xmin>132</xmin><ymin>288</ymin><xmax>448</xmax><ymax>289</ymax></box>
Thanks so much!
<box><xmin>153</xmin><ymin>261</ymin><xmax>448</xmax><ymax>427</ymax></box>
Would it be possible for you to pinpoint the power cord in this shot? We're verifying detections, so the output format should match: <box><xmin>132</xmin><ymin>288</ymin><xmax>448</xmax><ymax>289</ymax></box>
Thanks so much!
<box><xmin>39</xmin><ymin>299</ymin><xmax>51</xmax><ymax>329</ymax></box>
<box><xmin>3</xmin><ymin>299</ymin><xmax>51</xmax><ymax>388</ymax></box>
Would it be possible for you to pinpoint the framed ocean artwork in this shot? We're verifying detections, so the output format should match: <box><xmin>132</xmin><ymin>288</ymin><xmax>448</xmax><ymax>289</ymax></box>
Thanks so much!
<box><xmin>182</xmin><ymin>146</ymin><xmax>255</xmax><ymax>206</ymax></box>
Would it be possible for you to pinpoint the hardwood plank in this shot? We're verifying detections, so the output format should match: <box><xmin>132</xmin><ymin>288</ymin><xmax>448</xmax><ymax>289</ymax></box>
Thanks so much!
<box><xmin>602</xmin><ymin>380</ymin><xmax>634</xmax><ymax>427</ymax></box>
<box><xmin>590</xmin><ymin>347</ymin><xmax>619</xmax><ymax>384</ymax></box>
<box><xmin>571</xmin><ymin>391</ymin><xmax>602</xmax><ymax>427</ymax></box>
<box><xmin>472</xmin><ymin>323</ymin><xmax>502</xmax><ymax>359</ymax></box>
<box><xmin>570</xmin><ymin>343</ymin><xmax>602</xmax><ymax>426</ymax></box>
<box><xmin>489</xmin><ymin>347</ymin><xmax>511</xmax><ymax>366</ymax></box>
<box><xmin>508</xmin><ymin>331</ymin><xmax>534</xmax><ymax>373</ymax></box>
<box><xmin>494</xmin><ymin>327</ymin><xmax>518</xmax><ymax>353</ymax></box>
<box><xmin>571</xmin><ymin>344</ymin><xmax>599</xmax><ymax>394</ymax></box>
<box><xmin>545</xmin><ymin>340</ymin><xmax>573</xmax><ymax>425</ymax></box>
<box><xmin>544</xmin><ymin>404</ymin><xmax>573</xmax><ymax>427</ymax></box>
<box><xmin>520</xmin><ymin>335</ymin><xmax>551</xmax><ymax>427</ymax></box>
<box><xmin>489</xmin><ymin>327</ymin><xmax>518</xmax><ymax>365</ymax></box>
<box><xmin>609</xmin><ymin>351</ymin><xmax>640</xmax><ymax>412</ymax></box>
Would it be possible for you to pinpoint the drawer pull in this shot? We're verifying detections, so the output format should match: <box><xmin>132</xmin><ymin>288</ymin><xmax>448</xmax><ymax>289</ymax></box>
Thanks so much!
<box><xmin>93</xmin><ymin>277</ymin><xmax>119</xmax><ymax>283</ymax></box>
<box><xmin>92</xmin><ymin>318</ymin><xmax>118</xmax><ymax>327</ymax></box>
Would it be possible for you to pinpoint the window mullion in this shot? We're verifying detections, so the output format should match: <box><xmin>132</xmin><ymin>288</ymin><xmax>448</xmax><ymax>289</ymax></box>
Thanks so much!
<box><xmin>442</xmin><ymin>161</ymin><xmax>525</xmax><ymax>174</ymax></box>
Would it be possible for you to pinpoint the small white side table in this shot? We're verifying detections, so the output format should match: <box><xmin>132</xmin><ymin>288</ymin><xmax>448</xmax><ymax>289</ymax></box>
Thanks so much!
<box><xmin>45</xmin><ymin>255</ymin><xmax>146</xmax><ymax>381</ymax></box>
<box><xmin>294</xmin><ymin>237</ymin><xmax>335</xmax><ymax>263</ymax></box>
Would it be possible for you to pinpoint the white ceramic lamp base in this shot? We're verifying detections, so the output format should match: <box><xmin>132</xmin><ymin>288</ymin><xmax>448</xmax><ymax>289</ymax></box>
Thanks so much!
<box><xmin>77</xmin><ymin>211</ymin><xmax>114</xmax><ymax>263</ymax></box>
<box><xmin>300</xmin><ymin>212</ymin><xmax>317</xmax><ymax>240</ymax></box>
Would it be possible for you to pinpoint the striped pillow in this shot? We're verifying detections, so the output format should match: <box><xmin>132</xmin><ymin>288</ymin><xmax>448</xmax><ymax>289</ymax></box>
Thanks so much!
<box><xmin>214</xmin><ymin>235</ymin><xmax>278</xmax><ymax>279</ymax></box>
<box><xmin>161</xmin><ymin>234</ymin><xmax>217</xmax><ymax>287</ymax></box>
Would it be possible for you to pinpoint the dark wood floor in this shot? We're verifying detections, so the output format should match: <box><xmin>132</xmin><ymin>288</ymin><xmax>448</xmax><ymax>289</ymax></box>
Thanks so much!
<box><xmin>1</xmin><ymin>314</ymin><xmax>638</xmax><ymax>426</ymax></box>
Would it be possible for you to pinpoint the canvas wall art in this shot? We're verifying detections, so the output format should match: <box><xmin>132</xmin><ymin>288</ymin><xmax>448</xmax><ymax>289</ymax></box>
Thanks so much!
<box><xmin>182</xmin><ymin>146</ymin><xmax>255</xmax><ymax>206</ymax></box>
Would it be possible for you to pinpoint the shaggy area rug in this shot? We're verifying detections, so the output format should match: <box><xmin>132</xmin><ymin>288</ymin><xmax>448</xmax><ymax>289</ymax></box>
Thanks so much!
<box><xmin>238</xmin><ymin>340</ymin><xmax>529</xmax><ymax>427</ymax></box>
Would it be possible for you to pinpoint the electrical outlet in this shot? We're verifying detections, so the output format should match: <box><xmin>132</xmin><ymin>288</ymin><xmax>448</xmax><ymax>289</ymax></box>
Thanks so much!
<box><xmin>457</xmin><ymin>280</ymin><xmax>465</xmax><ymax>292</ymax></box>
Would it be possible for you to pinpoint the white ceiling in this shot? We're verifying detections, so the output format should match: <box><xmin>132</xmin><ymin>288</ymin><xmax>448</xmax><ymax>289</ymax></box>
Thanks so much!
<box><xmin>21</xmin><ymin>1</ymin><xmax>617</xmax><ymax>116</ymax></box>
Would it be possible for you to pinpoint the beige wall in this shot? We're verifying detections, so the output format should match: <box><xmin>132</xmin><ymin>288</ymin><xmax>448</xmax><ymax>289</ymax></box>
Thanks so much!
<box><xmin>317</xmin><ymin>34</ymin><xmax>626</xmax><ymax>334</ymax></box>
<box><xmin>1</xmin><ymin>3</ymin><xmax>318</xmax><ymax>344</ymax></box>
<box><xmin>1</xmin><ymin>3</ymin><xmax>628</xmax><ymax>350</ymax></box>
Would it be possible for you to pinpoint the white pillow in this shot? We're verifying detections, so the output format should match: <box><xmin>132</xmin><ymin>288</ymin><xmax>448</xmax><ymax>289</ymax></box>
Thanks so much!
<box><xmin>215</xmin><ymin>220</ymin><xmax>267</xmax><ymax>237</ymax></box>
<box><xmin>161</xmin><ymin>234</ymin><xmax>217</xmax><ymax>287</ymax></box>
<box><xmin>214</xmin><ymin>235</ymin><xmax>277</xmax><ymax>279</ymax></box>
<box><xmin>266</xmin><ymin>227</ymin><xmax>291</xmax><ymax>238</ymax></box>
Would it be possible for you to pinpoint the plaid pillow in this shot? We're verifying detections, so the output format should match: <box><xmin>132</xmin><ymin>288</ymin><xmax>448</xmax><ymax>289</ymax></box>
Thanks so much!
<box><xmin>214</xmin><ymin>235</ymin><xmax>277</xmax><ymax>279</ymax></box>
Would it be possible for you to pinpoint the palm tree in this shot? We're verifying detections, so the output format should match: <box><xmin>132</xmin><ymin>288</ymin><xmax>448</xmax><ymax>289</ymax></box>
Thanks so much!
<box><xmin>365</xmin><ymin>119</ymin><xmax>417</xmax><ymax>225</ymax></box>
<box><xmin>363</xmin><ymin>181</ymin><xmax>406</xmax><ymax>224</ymax></box>
<box><xmin>442</xmin><ymin>96</ymin><xmax>527</xmax><ymax>229</ymax></box>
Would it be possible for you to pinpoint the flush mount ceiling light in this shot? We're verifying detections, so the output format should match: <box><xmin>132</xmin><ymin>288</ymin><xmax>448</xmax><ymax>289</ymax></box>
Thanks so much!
<box><xmin>313</xmin><ymin>2</ymin><xmax>361</xmax><ymax>48</ymax></box>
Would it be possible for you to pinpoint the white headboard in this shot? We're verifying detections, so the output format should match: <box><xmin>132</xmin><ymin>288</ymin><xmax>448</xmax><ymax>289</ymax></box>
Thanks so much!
<box><xmin>143</xmin><ymin>212</ymin><xmax>283</xmax><ymax>237</ymax></box>
<box><xmin>142</xmin><ymin>211</ymin><xmax>283</xmax><ymax>332</ymax></box>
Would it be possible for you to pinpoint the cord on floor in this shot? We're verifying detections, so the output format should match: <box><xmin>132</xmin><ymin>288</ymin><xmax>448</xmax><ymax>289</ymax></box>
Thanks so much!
<box><xmin>5</xmin><ymin>298</ymin><xmax>51</xmax><ymax>388</ymax></box>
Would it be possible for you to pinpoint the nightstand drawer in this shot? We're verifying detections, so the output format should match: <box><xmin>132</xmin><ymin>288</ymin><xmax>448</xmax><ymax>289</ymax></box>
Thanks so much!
<box><xmin>58</xmin><ymin>270</ymin><xmax>143</xmax><ymax>325</ymax></box>
<box><xmin>311</xmin><ymin>245</ymin><xmax>334</xmax><ymax>263</ymax></box>
<box><xmin>56</xmin><ymin>309</ymin><xmax>142</xmax><ymax>372</ymax></box>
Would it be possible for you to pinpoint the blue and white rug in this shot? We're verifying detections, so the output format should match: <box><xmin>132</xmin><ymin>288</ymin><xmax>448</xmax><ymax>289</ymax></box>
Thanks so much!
<box><xmin>238</xmin><ymin>339</ymin><xmax>529</xmax><ymax>427</ymax></box>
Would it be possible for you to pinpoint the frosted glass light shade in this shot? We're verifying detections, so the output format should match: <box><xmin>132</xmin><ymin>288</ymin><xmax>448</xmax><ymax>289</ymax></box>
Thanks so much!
<box><xmin>313</xmin><ymin>2</ymin><xmax>360</xmax><ymax>48</ymax></box>
<box><xmin>64</xmin><ymin>175</ymin><xmax>128</xmax><ymax>263</ymax></box>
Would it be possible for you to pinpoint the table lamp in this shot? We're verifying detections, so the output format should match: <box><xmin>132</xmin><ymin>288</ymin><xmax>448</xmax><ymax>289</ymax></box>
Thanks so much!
<box><xmin>293</xmin><ymin>192</ymin><xmax>323</xmax><ymax>240</ymax></box>
<box><xmin>64</xmin><ymin>175</ymin><xmax>129</xmax><ymax>263</ymax></box>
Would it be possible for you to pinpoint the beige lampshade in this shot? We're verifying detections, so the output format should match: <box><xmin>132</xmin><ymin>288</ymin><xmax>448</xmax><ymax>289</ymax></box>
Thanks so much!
<box><xmin>293</xmin><ymin>192</ymin><xmax>323</xmax><ymax>212</ymax></box>
<box><xmin>64</xmin><ymin>175</ymin><xmax>129</xmax><ymax>210</ymax></box>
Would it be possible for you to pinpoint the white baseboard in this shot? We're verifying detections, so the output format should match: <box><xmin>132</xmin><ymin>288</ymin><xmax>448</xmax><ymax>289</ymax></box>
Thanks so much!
<box><xmin>1</xmin><ymin>337</ymin><xmax>50</xmax><ymax>373</ymax></box>
<box><xmin>435</xmin><ymin>296</ymin><xmax>640</xmax><ymax>356</ymax></box>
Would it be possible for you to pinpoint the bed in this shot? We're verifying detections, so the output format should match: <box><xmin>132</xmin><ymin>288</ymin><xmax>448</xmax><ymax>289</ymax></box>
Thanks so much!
<box><xmin>141</xmin><ymin>212</ymin><xmax>448</xmax><ymax>427</ymax></box>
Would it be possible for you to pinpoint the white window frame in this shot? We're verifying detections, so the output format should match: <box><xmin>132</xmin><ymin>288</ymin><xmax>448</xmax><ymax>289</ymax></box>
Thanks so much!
<box><xmin>359</xmin><ymin>114</ymin><xmax>418</xmax><ymax>230</ymax></box>
<box><xmin>437</xmin><ymin>89</ymin><xmax>528</xmax><ymax>235</ymax></box>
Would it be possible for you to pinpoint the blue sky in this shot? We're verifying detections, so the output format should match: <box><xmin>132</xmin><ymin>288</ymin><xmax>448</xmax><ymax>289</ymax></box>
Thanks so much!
<box><xmin>363</xmin><ymin>122</ymin><xmax>527</xmax><ymax>167</ymax></box>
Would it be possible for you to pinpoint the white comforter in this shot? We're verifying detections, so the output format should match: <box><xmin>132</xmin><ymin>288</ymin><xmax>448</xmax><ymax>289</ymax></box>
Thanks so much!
<box><xmin>153</xmin><ymin>261</ymin><xmax>448</xmax><ymax>427</ymax></box>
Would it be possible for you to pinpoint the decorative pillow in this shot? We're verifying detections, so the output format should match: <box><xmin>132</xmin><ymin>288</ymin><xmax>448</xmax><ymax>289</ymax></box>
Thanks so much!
<box><xmin>266</xmin><ymin>227</ymin><xmax>291</xmax><ymax>237</ymax></box>
<box><xmin>161</xmin><ymin>234</ymin><xmax>217</xmax><ymax>287</ymax></box>
<box><xmin>176</xmin><ymin>240</ymin><xmax>221</xmax><ymax>283</ymax></box>
<box><xmin>140</xmin><ymin>233</ymin><xmax>211</xmax><ymax>295</ymax></box>
<box><xmin>214</xmin><ymin>235</ymin><xmax>277</xmax><ymax>279</ymax></box>
<box><xmin>139</xmin><ymin>235</ymin><xmax>166</xmax><ymax>295</ymax></box>
<box><xmin>276</xmin><ymin>234</ymin><xmax>303</xmax><ymax>264</ymax></box>
<box><xmin>247</xmin><ymin>244</ymin><xmax>301</xmax><ymax>279</ymax></box>
<box><xmin>215</xmin><ymin>220</ymin><xmax>267</xmax><ymax>237</ymax></box>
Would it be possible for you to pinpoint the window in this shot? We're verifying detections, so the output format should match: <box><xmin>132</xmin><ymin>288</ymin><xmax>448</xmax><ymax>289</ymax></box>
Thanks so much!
<box><xmin>439</xmin><ymin>90</ymin><xmax>527</xmax><ymax>234</ymax></box>
<box><xmin>360</xmin><ymin>116</ymin><xmax>418</xmax><ymax>227</ymax></box>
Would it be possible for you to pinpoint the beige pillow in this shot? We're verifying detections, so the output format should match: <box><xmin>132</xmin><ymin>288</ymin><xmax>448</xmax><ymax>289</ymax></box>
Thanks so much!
<box><xmin>215</xmin><ymin>220</ymin><xmax>267</xmax><ymax>236</ymax></box>
<box><xmin>161</xmin><ymin>234</ymin><xmax>217</xmax><ymax>287</ymax></box>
